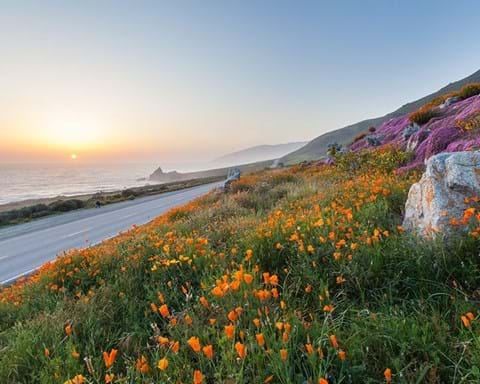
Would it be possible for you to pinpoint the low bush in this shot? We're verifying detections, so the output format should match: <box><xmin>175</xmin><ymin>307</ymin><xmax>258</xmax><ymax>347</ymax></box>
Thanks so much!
<box><xmin>335</xmin><ymin>145</ymin><xmax>410</xmax><ymax>174</ymax></box>
<box><xmin>48</xmin><ymin>199</ymin><xmax>85</xmax><ymax>212</ymax></box>
<box><xmin>352</xmin><ymin>132</ymin><xmax>366</xmax><ymax>143</ymax></box>
<box><xmin>0</xmin><ymin>200</ymin><xmax>85</xmax><ymax>226</ymax></box>
<box><xmin>457</xmin><ymin>82</ymin><xmax>480</xmax><ymax>100</ymax></box>
<box><xmin>409</xmin><ymin>82</ymin><xmax>480</xmax><ymax>126</ymax></box>
<box><xmin>409</xmin><ymin>107</ymin><xmax>442</xmax><ymax>125</ymax></box>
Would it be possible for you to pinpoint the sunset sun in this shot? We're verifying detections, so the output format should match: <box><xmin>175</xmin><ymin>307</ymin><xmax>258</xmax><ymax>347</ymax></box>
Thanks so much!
<box><xmin>70</xmin><ymin>153</ymin><xmax>78</xmax><ymax>160</ymax></box>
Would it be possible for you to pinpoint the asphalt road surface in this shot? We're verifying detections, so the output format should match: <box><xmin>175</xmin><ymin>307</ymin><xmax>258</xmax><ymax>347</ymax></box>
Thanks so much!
<box><xmin>0</xmin><ymin>182</ymin><xmax>221</xmax><ymax>285</ymax></box>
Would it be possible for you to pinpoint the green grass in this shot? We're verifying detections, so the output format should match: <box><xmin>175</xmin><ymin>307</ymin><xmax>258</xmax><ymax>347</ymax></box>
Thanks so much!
<box><xmin>0</xmin><ymin>153</ymin><xmax>479</xmax><ymax>383</ymax></box>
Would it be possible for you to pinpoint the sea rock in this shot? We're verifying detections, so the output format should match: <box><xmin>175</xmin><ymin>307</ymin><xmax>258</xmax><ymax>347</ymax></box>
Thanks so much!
<box><xmin>403</xmin><ymin>150</ymin><xmax>480</xmax><ymax>238</ymax></box>
<box><xmin>149</xmin><ymin>167</ymin><xmax>184</xmax><ymax>182</ymax></box>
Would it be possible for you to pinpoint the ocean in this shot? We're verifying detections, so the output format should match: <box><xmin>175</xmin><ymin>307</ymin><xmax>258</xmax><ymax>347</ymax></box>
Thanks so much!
<box><xmin>0</xmin><ymin>163</ymin><xmax>161</xmax><ymax>205</ymax></box>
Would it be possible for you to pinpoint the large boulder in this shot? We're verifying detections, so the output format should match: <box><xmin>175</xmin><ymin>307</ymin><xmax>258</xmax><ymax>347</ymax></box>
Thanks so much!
<box><xmin>403</xmin><ymin>151</ymin><xmax>480</xmax><ymax>238</ymax></box>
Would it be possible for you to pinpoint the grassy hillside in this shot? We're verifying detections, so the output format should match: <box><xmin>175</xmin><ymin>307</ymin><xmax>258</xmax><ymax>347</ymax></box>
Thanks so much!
<box><xmin>1</xmin><ymin>148</ymin><xmax>479</xmax><ymax>383</ymax></box>
<box><xmin>281</xmin><ymin>69</ymin><xmax>480</xmax><ymax>164</ymax></box>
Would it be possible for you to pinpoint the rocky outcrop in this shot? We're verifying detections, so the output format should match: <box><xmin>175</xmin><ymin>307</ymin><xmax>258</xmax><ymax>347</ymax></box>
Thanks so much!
<box><xmin>149</xmin><ymin>167</ymin><xmax>187</xmax><ymax>182</ymax></box>
<box><xmin>403</xmin><ymin>151</ymin><xmax>480</xmax><ymax>238</ymax></box>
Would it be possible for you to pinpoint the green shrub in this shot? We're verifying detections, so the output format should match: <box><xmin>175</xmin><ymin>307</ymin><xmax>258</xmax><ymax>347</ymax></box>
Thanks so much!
<box><xmin>352</xmin><ymin>132</ymin><xmax>367</xmax><ymax>143</ymax></box>
<box><xmin>48</xmin><ymin>199</ymin><xmax>85</xmax><ymax>212</ymax></box>
<box><xmin>457</xmin><ymin>83</ymin><xmax>480</xmax><ymax>100</ymax></box>
<box><xmin>410</xmin><ymin>108</ymin><xmax>442</xmax><ymax>125</ymax></box>
<box><xmin>335</xmin><ymin>146</ymin><xmax>410</xmax><ymax>174</ymax></box>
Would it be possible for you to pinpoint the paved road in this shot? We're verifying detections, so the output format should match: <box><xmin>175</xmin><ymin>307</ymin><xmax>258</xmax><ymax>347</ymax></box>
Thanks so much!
<box><xmin>0</xmin><ymin>182</ymin><xmax>221</xmax><ymax>285</ymax></box>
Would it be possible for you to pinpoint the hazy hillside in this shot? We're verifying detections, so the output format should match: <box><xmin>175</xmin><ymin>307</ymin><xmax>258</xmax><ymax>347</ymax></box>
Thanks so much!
<box><xmin>214</xmin><ymin>142</ymin><xmax>307</xmax><ymax>166</ymax></box>
<box><xmin>149</xmin><ymin>160</ymin><xmax>273</xmax><ymax>182</ymax></box>
<box><xmin>281</xmin><ymin>69</ymin><xmax>480</xmax><ymax>164</ymax></box>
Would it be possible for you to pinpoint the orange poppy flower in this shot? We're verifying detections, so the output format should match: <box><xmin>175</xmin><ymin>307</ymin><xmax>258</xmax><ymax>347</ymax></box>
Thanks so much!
<box><xmin>461</xmin><ymin>315</ymin><xmax>471</xmax><ymax>327</ymax></box>
<box><xmin>225</xmin><ymin>324</ymin><xmax>235</xmax><ymax>339</ymax></box>
<box><xmin>157</xmin><ymin>357</ymin><xmax>168</xmax><ymax>371</ymax></box>
<box><xmin>323</xmin><ymin>304</ymin><xmax>334</xmax><ymax>312</ymax></box>
<box><xmin>235</xmin><ymin>342</ymin><xmax>246</xmax><ymax>358</ymax></box>
<box><xmin>102</xmin><ymin>349</ymin><xmax>118</xmax><ymax>368</ymax></box>
<box><xmin>65</xmin><ymin>375</ymin><xmax>86</xmax><ymax>384</ymax></box>
<box><xmin>384</xmin><ymin>368</ymin><xmax>392</xmax><ymax>382</ymax></box>
<box><xmin>136</xmin><ymin>355</ymin><xmax>150</xmax><ymax>373</ymax></box>
<box><xmin>193</xmin><ymin>370</ymin><xmax>204</xmax><ymax>384</ymax></box>
<box><xmin>199</xmin><ymin>296</ymin><xmax>209</xmax><ymax>307</ymax></box>
<box><xmin>202</xmin><ymin>344</ymin><xmax>213</xmax><ymax>359</ymax></box>
<box><xmin>211</xmin><ymin>286</ymin><xmax>224</xmax><ymax>297</ymax></box>
<box><xmin>269</xmin><ymin>275</ymin><xmax>279</xmax><ymax>286</ymax></box>
<box><xmin>187</xmin><ymin>336</ymin><xmax>201</xmax><ymax>352</ymax></box>
<box><xmin>171</xmin><ymin>341</ymin><xmax>180</xmax><ymax>353</ymax></box>
<box><xmin>159</xmin><ymin>304</ymin><xmax>170</xmax><ymax>318</ymax></box>
<box><xmin>256</xmin><ymin>333</ymin><xmax>265</xmax><ymax>347</ymax></box>
<box><xmin>305</xmin><ymin>344</ymin><xmax>314</xmax><ymax>355</ymax></box>
<box><xmin>329</xmin><ymin>335</ymin><xmax>339</xmax><ymax>349</ymax></box>
<box><xmin>227</xmin><ymin>310</ymin><xmax>237</xmax><ymax>322</ymax></box>
<box><xmin>244</xmin><ymin>274</ymin><xmax>253</xmax><ymax>284</ymax></box>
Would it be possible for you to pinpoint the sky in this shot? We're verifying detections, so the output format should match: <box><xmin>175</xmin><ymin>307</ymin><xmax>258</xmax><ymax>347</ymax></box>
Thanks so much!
<box><xmin>1</xmin><ymin>0</ymin><xmax>480</xmax><ymax>164</ymax></box>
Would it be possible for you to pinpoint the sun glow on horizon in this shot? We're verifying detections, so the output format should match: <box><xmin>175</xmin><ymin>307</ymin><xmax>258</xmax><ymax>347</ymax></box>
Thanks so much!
<box><xmin>30</xmin><ymin>111</ymin><xmax>113</xmax><ymax>156</ymax></box>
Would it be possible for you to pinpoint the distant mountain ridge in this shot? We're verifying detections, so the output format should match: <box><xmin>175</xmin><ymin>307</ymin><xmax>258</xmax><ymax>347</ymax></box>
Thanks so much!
<box><xmin>149</xmin><ymin>160</ymin><xmax>272</xmax><ymax>183</ymax></box>
<box><xmin>281</xmin><ymin>69</ymin><xmax>480</xmax><ymax>164</ymax></box>
<box><xmin>214</xmin><ymin>142</ymin><xmax>307</xmax><ymax>165</ymax></box>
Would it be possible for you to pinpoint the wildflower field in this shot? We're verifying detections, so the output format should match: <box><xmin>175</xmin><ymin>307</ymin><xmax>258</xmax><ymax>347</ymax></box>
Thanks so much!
<box><xmin>1</xmin><ymin>149</ymin><xmax>480</xmax><ymax>383</ymax></box>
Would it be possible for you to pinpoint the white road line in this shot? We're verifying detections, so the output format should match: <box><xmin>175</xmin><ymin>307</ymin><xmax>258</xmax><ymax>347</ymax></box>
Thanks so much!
<box><xmin>64</xmin><ymin>228</ymin><xmax>90</xmax><ymax>238</ymax></box>
<box><xmin>1</xmin><ymin>265</ymin><xmax>44</xmax><ymax>286</ymax></box>
<box><xmin>0</xmin><ymin>182</ymin><xmax>220</xmax><ymax>286</ymax></box>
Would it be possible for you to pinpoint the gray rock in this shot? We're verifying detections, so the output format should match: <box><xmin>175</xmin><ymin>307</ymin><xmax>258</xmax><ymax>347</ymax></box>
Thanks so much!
<box><xmin>402</xmin><ymin>123</ymin><xmax>420</xmax><ymax>141</ymax></box>
<box><xmin>403</xmin><ymin>151</ymin><xmax>480</xmax><ymax>238</ymax></box>
<box><xmin>439</xmin><ymin>96</ymin><xmax>461</xmax><ymax>109</ymax></box>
